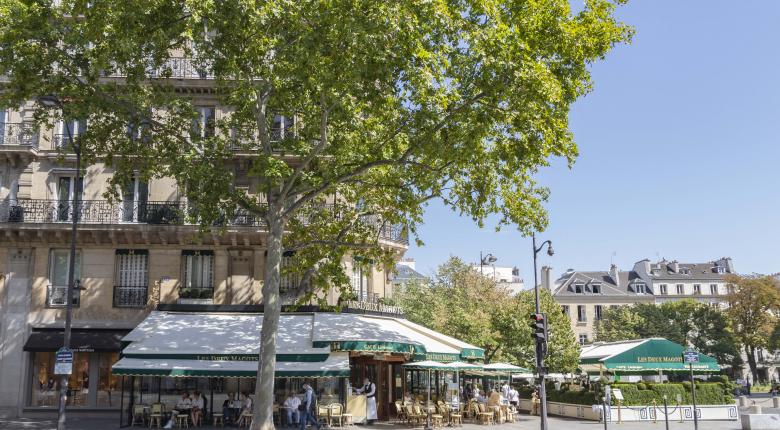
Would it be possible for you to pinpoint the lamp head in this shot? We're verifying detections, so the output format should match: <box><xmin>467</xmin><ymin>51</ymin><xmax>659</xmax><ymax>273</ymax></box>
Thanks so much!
<box><xmin>547</xmin><ymin>244</ymin><xmax>554</xmax><ymax>257</ymax></box>
<box><xmin>37</xmin><ymin>95</ymin><xmax>61</xmax><ymax>108</ymax></box>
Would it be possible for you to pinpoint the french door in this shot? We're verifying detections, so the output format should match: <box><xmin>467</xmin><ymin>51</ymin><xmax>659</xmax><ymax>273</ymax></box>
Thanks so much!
<box><xmin>120</xmin><ymin>177</ymin><xmax>149</xmax><ymax>222</ymax></box>
<box><xmin>56</xmin><ymin>176</ymin><xmax>83</xmax><ymax>222</ymax></box>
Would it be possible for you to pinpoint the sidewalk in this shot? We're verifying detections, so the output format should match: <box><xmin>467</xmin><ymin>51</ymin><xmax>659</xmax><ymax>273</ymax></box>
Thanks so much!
<box><xmin>0</xmin><ymin>415</ymin><xmax>743</xmax><ymax>430</ymax></box>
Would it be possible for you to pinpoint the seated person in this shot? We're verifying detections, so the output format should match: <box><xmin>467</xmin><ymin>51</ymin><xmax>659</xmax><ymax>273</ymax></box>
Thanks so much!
<box><xmin>223</xmin><ymin>392</ymin><xmax>237</xmax><ymax>423</ymax></box>
<box><xmin>191</xmin><ymin>391</ymin><xmax>204</xmax><ymax>426</ymax></box>
<box><xmin>283</xmin><ymin>391</ymin><xmax>301</xmax><ymax>426</ymax></box>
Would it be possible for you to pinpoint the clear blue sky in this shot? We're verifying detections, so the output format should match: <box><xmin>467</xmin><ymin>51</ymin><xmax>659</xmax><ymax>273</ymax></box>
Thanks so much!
<box><xmin>407</xmin><ymin>1</ymin><xmax>780</xmax><ymax>284</ymax></box>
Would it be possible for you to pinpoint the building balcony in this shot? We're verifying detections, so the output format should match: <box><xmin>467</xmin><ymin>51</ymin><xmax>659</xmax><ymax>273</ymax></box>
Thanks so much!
<box><xmin>113</xmin><ymin>285</ymin><xmax>149</xmax><ymax>308</ymax></box>
<box><xmin>0</xmin><ymin>122</ymin><xmax>39</xmax><ymax>150</ymax></box>
<box><xmin>103</xmin><ymin>57</ymin><xmax>214</xmax><ymax>80</ymax></box>
<box><xmin>0</xmin><ymin>199</ymin><xmax>408</xmax><ymax>245</ymax></box>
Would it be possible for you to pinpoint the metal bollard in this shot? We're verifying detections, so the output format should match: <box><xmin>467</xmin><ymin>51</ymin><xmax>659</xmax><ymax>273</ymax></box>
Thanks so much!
<box><xmin>678</xmin><ymin>401</ymin><xmax>684</xmax><ymax>423</ymax></box>
<box><xmin>652</xmin><ymin>400</ymin><xmax>657</xmax><ymax>424</ymax></box>
<box><xmin>774</xmin><ymin>397</ymin><xmax>780</xmax><ymax>409</ymax></box>
<box><xmin>617</xmin><ymin>400</ymin><xmax>622</xmax><ymax>424</ymax></box>
<box><xmin>602</xmin><ymin>399</ymin><xmax>609</xmax><ymax>430</ymax></box>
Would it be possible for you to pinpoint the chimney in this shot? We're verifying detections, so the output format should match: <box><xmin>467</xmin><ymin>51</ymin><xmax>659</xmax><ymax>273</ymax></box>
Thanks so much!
<box><xmin>670</xmin><ymin>260</ymin><xmax>679</xmax><ymax>273</ymax></box>
<box><xmin>610</xmin><ymin>264</ymin><xmax>620</xmax><ymax>288</ymax></box>
<box><xmin>541</xmin><ymin>266</ymin><xmax>552</xmax><ymax>290</ymax></box>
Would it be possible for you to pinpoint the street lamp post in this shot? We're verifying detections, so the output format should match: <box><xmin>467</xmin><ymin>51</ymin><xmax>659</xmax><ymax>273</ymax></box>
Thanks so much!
<box><xmin>39</xmin><ymin>95</ymin><xmax>82</xmax><ymax>430</ymax></box>
<box><xmin>532</xmin><ymin>233</ymin><xmax>553</xmax><ymax>430</ymax></box>
<box><xmin>479</xmin><ymin>251</ymin><xmax>497</xmax><ymax>277</ymax></box>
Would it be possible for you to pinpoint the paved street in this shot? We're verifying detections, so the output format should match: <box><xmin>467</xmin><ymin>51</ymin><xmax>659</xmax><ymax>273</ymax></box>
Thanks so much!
<box><xmin>0</xmin><ymin>415</ymin><xmax>743</xmax><ymax>430</ymax></box>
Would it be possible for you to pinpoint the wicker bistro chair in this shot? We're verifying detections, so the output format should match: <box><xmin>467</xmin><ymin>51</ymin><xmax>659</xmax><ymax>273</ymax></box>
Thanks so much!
<box><xmin>446</xmin><ymin>405</ymin><xmax>463</xmax><ymax>427</ymax></box>
<box><xmin>404</xmin><ymin>404</ymin><xmax>424</xmax><ymax>426</ymax></box>
<box><xmin>394</xmin><ymin>401</ymin><xmax>407</xmax><ymax>424</ymax></box>
<box><xmin>149</xmin><ymin>403</ymin><xmax>165</xmax><ymax>429</ymax></box>
<box><xmin>317</xmin><ymin>404</ymin><xmax>330</xmax><ymax>427</ymax></box>
<box><xmin>477</xmin><ymin>403</ymin><xmax>495</xmax><ymax>425</ymax></box>
<box><xmin>329</xmin><ymin>403</ymin><xmax>344</xmax><ymax>427</ymax></box>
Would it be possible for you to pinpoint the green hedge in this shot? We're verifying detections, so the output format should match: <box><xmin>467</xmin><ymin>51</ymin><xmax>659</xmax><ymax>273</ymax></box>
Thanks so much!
<box><xmin>613</xmin><ymin>382</ymin><xmax>732</xmax><ymax>405</ymax></box>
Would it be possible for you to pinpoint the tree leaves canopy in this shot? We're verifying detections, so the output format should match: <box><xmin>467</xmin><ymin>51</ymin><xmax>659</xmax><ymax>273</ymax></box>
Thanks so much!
<box><xmin>395</xmin><ymin>256</ymin><xmax>579</xmax><ymax>372</ymax></box>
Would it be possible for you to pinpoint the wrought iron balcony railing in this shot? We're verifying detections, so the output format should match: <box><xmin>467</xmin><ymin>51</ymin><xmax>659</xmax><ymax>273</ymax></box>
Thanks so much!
<box><xmin>47</xmin><ymin>284</ymin><xmax>80</xmax><ymax>308</ymax></box>
<box><xmin>0</xmin><ymin>122</ymin><xmax>39</xmax><ymax>148</ymax></box>
<box><xmin>113</xmin><ymin>285</ymin><xmax>148</xmax><ymax>308</ymax></box>
<box><xmin>0</xmin><ymin>199</ymin><xmax>409</xmax><ymax>245</ymax></box>
<box><xmin>103</xmin><ymin>57</ymin><xmax>214</xmax><ymax>80</ymax></box>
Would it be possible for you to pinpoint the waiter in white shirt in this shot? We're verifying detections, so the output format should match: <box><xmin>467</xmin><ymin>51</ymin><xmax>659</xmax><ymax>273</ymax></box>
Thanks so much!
<box><xmin>355</xmin><ymin>377</ymin><xmax>377</xmax><ymax>424</ymax></box>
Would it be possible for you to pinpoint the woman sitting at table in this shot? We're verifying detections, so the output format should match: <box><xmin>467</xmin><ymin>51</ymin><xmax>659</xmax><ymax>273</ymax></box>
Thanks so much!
<box><xmin>191</xmin><ymin>391</ymin><xmax>204</xmax><ymax>426</ymax></box>
<box><xmin>163</xmin><ymin>392</ymin><xmax>192</xmax><ymax>428</ymax></box>
<box><xmin>238</xmin><ymin>392</ymin><xmax>253</xmax><ymax>424</ymax></box>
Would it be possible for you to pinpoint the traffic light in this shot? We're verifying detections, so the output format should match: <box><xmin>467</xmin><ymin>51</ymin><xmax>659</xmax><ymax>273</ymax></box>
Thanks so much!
<box><xmin>530</xmin><ymin>313</ymin><xmax>548</xmax><ymax>343</ymax></box>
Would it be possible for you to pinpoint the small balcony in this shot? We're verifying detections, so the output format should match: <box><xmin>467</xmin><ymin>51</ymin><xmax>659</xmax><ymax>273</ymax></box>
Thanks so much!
<box><xmin>113</xmin><ymin>285</ymin><xmax>148</xmax><ymax>308</ymax></box>
<box><xmin>0</xmin><ymin>122</ymin><xmax>39</xmax><ymax>149</ymax></box>
<box><xmin>103</xmin><ymin>57</ymin><xmax>214</xmax><ymax>80</ymax></box>
<box><xmin>46</xmin><ymin>284</ymin><xmax>80</xmax><ymax>308</ymax></box>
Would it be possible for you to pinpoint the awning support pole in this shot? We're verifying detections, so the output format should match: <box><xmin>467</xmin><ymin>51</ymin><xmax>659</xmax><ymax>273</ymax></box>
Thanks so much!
<box><xmin>425</xmin><ymin>369</ymin><xmax>432</xmax><ymax>430</ymax></box>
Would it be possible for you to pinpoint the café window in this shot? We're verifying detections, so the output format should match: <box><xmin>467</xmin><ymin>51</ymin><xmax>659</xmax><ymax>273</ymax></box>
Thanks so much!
<box><xmin>48</xmin><ymin>249</ymin><xmax>81</xmax><ymax>307</ymax></box>
<box><xmin>114</xmin><ymin>250</ymin><xmax>149</xmax><ymax>308</ymax></box>
<box><xmin>181</xmin><ymin>250</ymin><xmax>214</xmax><ymax>298</ymax></box>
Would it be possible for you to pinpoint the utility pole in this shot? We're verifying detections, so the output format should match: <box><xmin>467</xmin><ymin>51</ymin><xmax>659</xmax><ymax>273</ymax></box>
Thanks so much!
<box><xmin>532</xmin><ymin>233</ymin><xmax>553</xmax><ymax>430</ymax></box>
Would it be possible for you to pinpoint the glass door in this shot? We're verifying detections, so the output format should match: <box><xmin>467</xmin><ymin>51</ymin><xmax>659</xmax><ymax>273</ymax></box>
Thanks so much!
<box><xmin>121</xmin><ymin>177</ymin><xmax>148</xmax><ymax>222</ymax></box>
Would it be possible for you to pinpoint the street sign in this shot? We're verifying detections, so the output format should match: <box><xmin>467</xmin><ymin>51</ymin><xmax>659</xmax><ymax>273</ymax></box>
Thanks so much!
<box><xmin>612</xmin><ymin>388</ymin><xmax>624</xmax><ymax>401</ymax></box>
<box><xmin>54</xmin><ymin>347</ymin><xmax>73</xmax><ymax>375</ymax></box>
<box><xmin>683</xmin><ymin>350</ymin><xmax>699</xmax><ymax>363</ymax></box>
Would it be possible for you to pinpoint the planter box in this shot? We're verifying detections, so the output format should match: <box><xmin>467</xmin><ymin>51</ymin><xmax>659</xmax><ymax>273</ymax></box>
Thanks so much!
<box><xmin>517</xmin><ymin>399</ymin><xmax>738</xmax><ymax>422</ymax></box>
<box><xmin>176</xmin><ymin>298</ymin><xmax>214</xmax><ymax>305</ymax></box>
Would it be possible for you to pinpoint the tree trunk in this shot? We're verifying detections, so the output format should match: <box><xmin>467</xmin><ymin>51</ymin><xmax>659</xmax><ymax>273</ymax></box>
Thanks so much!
<box><xmin>251</xmin><ymin>211</ymin><xmax>284</xmax><ymax>430</ymax></box>
<box><xmin>745</xmin><ymin>345</ymin><xmax>759</xmax><ymax>385</ymax></box>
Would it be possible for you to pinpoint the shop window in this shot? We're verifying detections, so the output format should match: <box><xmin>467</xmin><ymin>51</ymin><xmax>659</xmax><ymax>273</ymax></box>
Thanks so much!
<box><xmin>48</xmin><ymin>249</ymin><xmax>81</xmax><ymax>307</ymax></box>
<box><xmin>181</xmin><ymin>250</ymin><xmax>214</xmax><ymax>298</ymax></box>
<box><xmin>30</xmin><ymin>351</ymin><xmax>90</xmax><ymax>407</ymax></box>
<box><xmin>114</xmin><ymin>250</ymin><xmax>149</xmax><ymax>308</ymax></box>
<box><xmin>97</xmin><ymin>352</ymin><xmax>120</xmax><ymax>407</ymax></box>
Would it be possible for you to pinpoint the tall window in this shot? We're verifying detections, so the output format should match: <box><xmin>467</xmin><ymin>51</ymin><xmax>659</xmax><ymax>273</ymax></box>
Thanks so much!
<box><xmin>634</xmin><ymin>283</ymin><xmax>646</xmax><ymax>294</ymax></box>
<box><xmin>710</xmin><ymin>284</ymin><xmax>718</xmax><ymax>295</ymax></box>
<box><xmin>120</xmin><ymin>176</ymin><xmax>148</xmax><ymax>222</ymax></box>
<box><xmin>191</xmin><ymin>106</ymin><xmax>215</xmax><ymax>139</ymax></box>
<box><xmin>574</xmin><ymin>284</ymin><xmax>583</xmax><ymax>294</ymax></box>
<box><xmin>48</xmin><ymin>249</ymin><xmax>81</xmax><ymax>307</ymax></box>
<box><xmin>55</xmin><ymin>175</ymin><xmax>83</xmax><ymax>222</ymax></box>
<box><xmin>595</xmin><ymin>305</ymin><xmax>603</xmax><ymax>321</ymax></box>
<box><xmin>659</xmin><ymin>284</ymin><xmax>668</xmax><ymax>295</ymax></box>
<box><xmin>0</xmin><ymin>109</ymin><xmax>6</xmax><ymax>144</ymax></box>
<box><xmin>577</xmin><ymin>305</ymin><xmax>586</xmax><ymax>322</ymax></box>
<box><xmin>56</xmin><ymin>118</ymin><xmax>87</xmax><ymax>147</ymax></box>
<box><xmin>561</xmin><ymin>305</ymin><xmax>569</xmax><ymax>317</ymax></box>
<box><xmin>579</xmin><ymin>334</ymin><xmax>588</xmax><ymax>346</ymax></box>
<box><xmin>114</xmin><ymin>250</ymin><xmax>149</xmax><ymax>307</ymax></box>
<box><xmin>592</xmin><ymin>284</ymin><xmax>601</xmax><ymax>294</ymax></box>
<box><xmin>280</xmin><ymin>251</ymin><xmax>299</xmax><ymax>292</ymax></box>
<box><xmin>351</xmin><ymin>259</ymin><xmax>370</xmax><ymax>302</ymax></box>
<box><xmin>182</xmin><ymin>251</ymin><xmax>214</xmax><ymax>298</ymax></box>
<box><xmin>676</xmin><ymin>284</ymin><xmax>684</xmax><ymax>294</ymax></box>
<box><xmin>693</xmin><ymin>284</ymin><xmax>701</xmax><ymax>295</ymax></box>
<box><xmin>271</xmin><ymin>114</ymin><xmax>295</xmax><ymax>141</ymax></box>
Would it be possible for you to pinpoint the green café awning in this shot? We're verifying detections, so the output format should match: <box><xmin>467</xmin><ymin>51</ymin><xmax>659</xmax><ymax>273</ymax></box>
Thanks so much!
<box><xmin>112</xmin><ymin>353</ymin><xmax>350</xmax><ymax>378</ymax></box>
<box><xmin>580</xmin><ymin>338</ymin><xmax>720</xmax><ymax>373</ymax></box>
